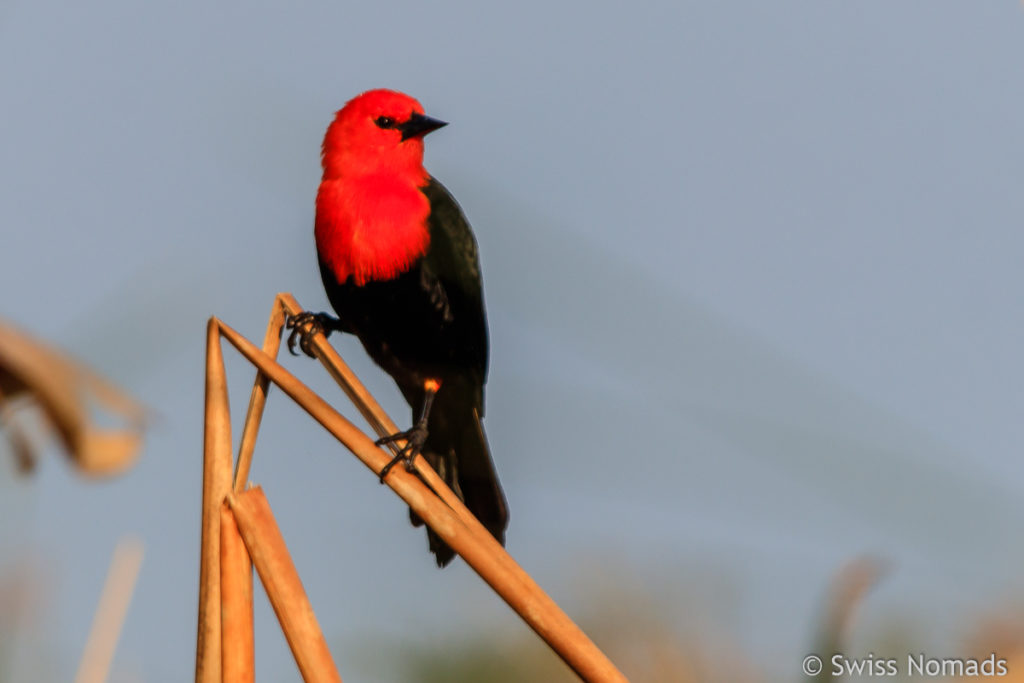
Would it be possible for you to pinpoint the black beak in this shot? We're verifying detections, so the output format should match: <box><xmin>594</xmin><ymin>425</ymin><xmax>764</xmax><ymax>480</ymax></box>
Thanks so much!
<box><xmin>399</xmin><ymin>113</ymin><xmax>448</xmax><ymax>141</ymax></box>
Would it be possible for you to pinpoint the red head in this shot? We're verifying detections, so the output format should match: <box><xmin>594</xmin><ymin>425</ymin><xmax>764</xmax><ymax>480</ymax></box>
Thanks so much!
<box><xmin>321</xmin><ymin>89</ymin><xmax>448</xmax><ymax>180</ymax></box>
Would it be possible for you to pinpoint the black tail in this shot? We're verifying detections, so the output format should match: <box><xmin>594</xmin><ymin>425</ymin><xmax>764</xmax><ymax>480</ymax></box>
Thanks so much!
<box><xmin>411</xmin><ymin>404</ymin><xmax>508</xmax><ymax>567</ymax></box>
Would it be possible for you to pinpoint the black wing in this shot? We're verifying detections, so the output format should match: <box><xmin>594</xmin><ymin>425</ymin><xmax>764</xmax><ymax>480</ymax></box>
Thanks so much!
<box><xmin>419</xmin><ymin>176</ymin><xmax>489</xmax><ymax>404</ymax></box>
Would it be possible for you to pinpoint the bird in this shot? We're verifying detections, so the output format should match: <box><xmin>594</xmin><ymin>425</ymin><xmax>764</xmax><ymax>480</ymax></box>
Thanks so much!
<box><xmin>288</xmin><ymin>88</ymin><xmax>508</xmax><ymax>567</ymax></box>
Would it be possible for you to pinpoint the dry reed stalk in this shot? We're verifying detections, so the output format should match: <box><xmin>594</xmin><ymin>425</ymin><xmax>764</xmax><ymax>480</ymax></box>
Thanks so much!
<box><xmin>811</xmin><ymin>556</ymin><xmax>886</xmax><ymax>683</ymax></box>
<box><xmin>228</xmin><ymin>487</ymin><xmax>342</xmax><ymax>683</ymax></box>
<box><xmin>74</xmin><ymin>537</ymin><xmax>144</xmax><ymax>683</ymax></box>
<box><xmin>220</xmin><ymin>503</ymin><xmax>255</xmax><ymax>682</ymax></box>
<box><xmin>215</xmin><ymin>312</ymin><xmax>628</xmax><ymax>683</ymax></box>
<box><xmin>195</xmin><ymin>318</ymin><xmax>233</xmax><ymax>683</ymax></box>
<box><xmin>233</xmin><ymin>300</ymin><xmax>288</xmax><ymax>492</ymax></box>
<box><xmin>0</xmin><ymin>319</ymin><xmax>145</xmax><ymax>475</ymax></box>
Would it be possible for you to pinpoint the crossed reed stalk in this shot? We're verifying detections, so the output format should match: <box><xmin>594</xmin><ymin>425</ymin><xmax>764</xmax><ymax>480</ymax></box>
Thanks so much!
<box><xmin>194</xmin><ymin>293</ymin><xmax>629</xmax><ymax>683</ymax></box>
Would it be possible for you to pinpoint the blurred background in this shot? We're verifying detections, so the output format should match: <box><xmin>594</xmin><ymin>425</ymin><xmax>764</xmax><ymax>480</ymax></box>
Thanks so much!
<box><xmin>3</xmin><ymin>0</ymin><xmax>1024</xmax><ymax>680</ymax></box>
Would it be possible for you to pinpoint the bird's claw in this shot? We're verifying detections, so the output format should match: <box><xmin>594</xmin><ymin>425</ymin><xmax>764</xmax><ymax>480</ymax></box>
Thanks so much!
<box><xmin>285</xmin><ymin>311</ymin><xmax>336</xmax><ymax>357</ymax></box>
<box><xmin>376</xmin><ymin>422</ymin><xmax>429</xmax><ymax>483</ymax></box>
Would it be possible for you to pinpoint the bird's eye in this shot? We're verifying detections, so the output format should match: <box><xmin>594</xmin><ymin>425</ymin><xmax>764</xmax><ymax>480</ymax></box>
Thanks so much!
<box><xmin>375</xmin><ymin>116</ymin><xmax>397</xmax><ymax>129</ymax></box>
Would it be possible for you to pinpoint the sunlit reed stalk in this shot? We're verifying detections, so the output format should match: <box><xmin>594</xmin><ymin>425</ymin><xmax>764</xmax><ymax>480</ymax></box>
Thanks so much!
<box><xmin>205</xmin><ymin>295</ymin><xmax>628</xmax><ymax>682</ymax></box>
<box><xmin>75</xmin><ymin>537</ymin><xmax>144</xmax><ymax>683</ymax></box>
<box><xmin>220</xmin><ymin>503</ymin><xmax>255</xmax><ymax>682</ymax></box>
<box><xmin>195</xmin><ymin>319</ymin><xmax>232</xmax><ymax>683</ymax></box>
<box><xmin>229</xmin><ymin>487</ymin><xmax>343</xmax><ymax>682</ymax></box>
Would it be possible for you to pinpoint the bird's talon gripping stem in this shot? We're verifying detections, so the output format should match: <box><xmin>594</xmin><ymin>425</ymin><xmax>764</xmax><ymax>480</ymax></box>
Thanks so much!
<box><xmin>376</xmin><ymin>381</ymin><xmax>439</xmax><ymax>483</ymax></box>
<box><xmin>375</xmin><ymin>421</ymin><xmax>428</xmax><ymax>482</ymax></box>
<box><xmin>285</xmin><ymin>311</ymin><xmax>337</xmax><ymax>358</ymax></box>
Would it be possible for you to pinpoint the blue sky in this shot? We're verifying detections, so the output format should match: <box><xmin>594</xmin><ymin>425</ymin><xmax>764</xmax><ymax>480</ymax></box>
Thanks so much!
<box><xmin>3</xmin><ymin>0</ymin><xmax>1024</xmax><ymax>680</ymax></box>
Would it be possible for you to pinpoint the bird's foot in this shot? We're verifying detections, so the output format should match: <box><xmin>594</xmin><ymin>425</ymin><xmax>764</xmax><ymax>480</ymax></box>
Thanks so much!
<box><xmin>285</xmin><ymin>311</ymin><xmax>338</xmax><ymax>357</ymax></box>
<box><xmin>376</xmin><ymin>420</ymin><xmax>429</xmax><ymax>483</ymax></box>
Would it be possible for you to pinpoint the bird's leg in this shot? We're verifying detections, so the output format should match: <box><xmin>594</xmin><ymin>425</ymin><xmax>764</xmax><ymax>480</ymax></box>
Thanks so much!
<box><xmin>377</xmin><ymin>379</ymin><xmax>440</xmax><ymax>482</ymax></box>
<box><xmin>285</xmin><ymin>311</ymin><xmax>342</xmax><ymax>357</ymax></box>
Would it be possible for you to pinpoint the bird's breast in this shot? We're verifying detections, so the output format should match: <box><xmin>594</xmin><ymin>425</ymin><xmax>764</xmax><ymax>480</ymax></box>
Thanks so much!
<box><xmin>315</xmin><ymin>175</ymin><xmax>431</xmax><ymax>286</ymax></box>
